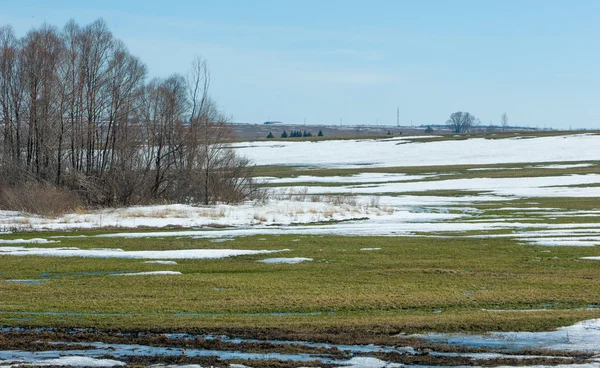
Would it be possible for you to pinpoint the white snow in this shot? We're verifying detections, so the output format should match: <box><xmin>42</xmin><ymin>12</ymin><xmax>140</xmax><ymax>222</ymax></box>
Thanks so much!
<box><xmin>144</xmin><ymin>260</ymin><xmax>178</xmax><ymax>265</ymax></box>
<box><xmin>0</xmin><ymin>238</ymin><xmax>57</xmax><ymax>244</ymax></box>
<box><xmin>0</xmin><ymin>199</ymin><xmax>391</xmax><ymax>231</ymax></box>
<box><xmin>339</xmin><ymin>357</ymin><xmax>402</xmax><ymax>368</ymax></box>
<box><xmin>111</xmin><ymin>271</ymin><xmax>182</xmax><ymax>276</ymax></box>
<box><xmin>1</xmin><ymin>356</ymin><xmax>125</xmax><ymax>367</ymax></box>
<box><xmin>0</xmin><ymin>134</ymin><xmax>598</xmax><ymax>247</ymax></box>
<box><xmin>413</xmin><ymin>318</ymin><xmax>600</xmax><ymax>354</ymax></box>
<box><xmin>520</xmin><ymin>238</ymin><xmax>600</xmax><ymax>247</ymax></box>
<box><xmin>258</xmin><ymin>257</ymin><xmax>312</xmax><ymax>264</ymax></box>
<box><xmin>287</xmin><ymin>174</ymin><xmax>600</xmax><ymax>197</ymax></box>
<box><xmin>234</xmin><ymin>134</ymin><xmax>600</xmax><ymax>168</ymax></box>
<box><xmin>360</xmin><ymin>248</ymin><xmax>381</xmax><ymax>251</ymax></box>
<box><xmin>532</xmin><ymin>163</ymin><xmax>594</xmax><ymax>169</ymax></box>
<box><xmin>261</xmin><ymin>172</ymin><xmax>432</xmax><ymax>184</ymax></box>
<box><xmin>580</xmin><ymin>256</ymin><xmax>600</xmax><ymax>261</ymax></box>
<box><xmin>0</xmin><ymin>246</ymin><xmax>286</xmax><ymax>259</ymax></box>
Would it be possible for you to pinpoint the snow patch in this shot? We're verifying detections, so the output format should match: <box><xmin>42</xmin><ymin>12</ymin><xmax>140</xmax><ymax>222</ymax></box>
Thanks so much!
<box><xmin>111</xmin><ymin>271</ymin><xmax>181</xmax><ymax>276</ymax></box>
<box><xmin>258</xmin><ymin>257</ymin><xmax>312</xmax><ymax>264</ymax></box>
<box><xmin>144</xmin><ymin>260</ymin><xmax>178</xmax><ymax>265</ymax></box>
<box><xmin>0</xmin><ymin>246</ymin><xmax>286</xmax><ymax>259</ymax></box>
<box><xmin>0</xmin><ymin>238</ymin><xmax>57</xmax><ymax>244</ymax></box>
<box><xmin>2</xmin><ymin>356</ymin><xmax>125</xmax><ymax>367</ymax></box>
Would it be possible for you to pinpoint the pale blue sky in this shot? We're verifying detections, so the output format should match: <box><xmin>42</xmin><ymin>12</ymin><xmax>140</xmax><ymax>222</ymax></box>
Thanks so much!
<box><xmin>2</xmin><ymin>0</ymin><xmax>599</xmax><ymax>128</ymax></box>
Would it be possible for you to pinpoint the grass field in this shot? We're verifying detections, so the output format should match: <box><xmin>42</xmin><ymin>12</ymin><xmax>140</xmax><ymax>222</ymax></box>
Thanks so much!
<box><xmin>2</xmin><ymin>232</ymin><xmax>600</xmax><ymax>336</ymax></box>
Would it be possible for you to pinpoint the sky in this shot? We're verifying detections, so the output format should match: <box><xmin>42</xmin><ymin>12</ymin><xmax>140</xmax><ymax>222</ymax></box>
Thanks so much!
<box><xmin>1</xmin><ymin>0</ymin><xmax>599</xmax><ymax>129</ymax></box>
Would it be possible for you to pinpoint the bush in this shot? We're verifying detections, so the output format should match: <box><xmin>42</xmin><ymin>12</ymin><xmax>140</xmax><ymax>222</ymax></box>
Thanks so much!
<box><xmin>0</xmin><ymin>184</ymin><xmax>83</xmax><ymax>218</ymax></box>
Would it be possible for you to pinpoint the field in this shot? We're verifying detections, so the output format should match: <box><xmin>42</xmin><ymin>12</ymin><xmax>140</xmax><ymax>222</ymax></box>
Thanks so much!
<box><xmin>2</xmin><ymin>131</ymin><xmax>600</xmax><ymax>367</ymax></box>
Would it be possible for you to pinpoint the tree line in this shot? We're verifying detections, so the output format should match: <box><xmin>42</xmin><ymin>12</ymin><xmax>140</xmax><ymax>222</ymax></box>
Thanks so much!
<box><xmin>266</xmin><ymin>130</ymin><xmax>323</xmax><ymax>138</ymax></box>
<box><xmin>0</xmin><ymin>19</ymin><xmax>259</xmax><ymax>210</ymax></box>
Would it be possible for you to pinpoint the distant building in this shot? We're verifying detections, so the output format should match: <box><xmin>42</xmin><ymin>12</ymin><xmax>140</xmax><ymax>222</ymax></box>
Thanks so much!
<box><xmin>263</xmin><ymin>121</ymin><xmax>282</xmax><ymax>125</ymax></box>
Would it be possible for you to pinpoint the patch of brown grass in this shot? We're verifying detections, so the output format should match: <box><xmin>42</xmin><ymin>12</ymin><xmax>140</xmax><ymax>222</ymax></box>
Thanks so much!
<box><xmin>0</xmin><ymin>184</ymin><xmax>83</xmax><ymax>218</ymax></box>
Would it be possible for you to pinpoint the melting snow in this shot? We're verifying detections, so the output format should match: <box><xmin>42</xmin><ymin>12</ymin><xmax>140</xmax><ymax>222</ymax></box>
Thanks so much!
<box><xmin>144</xmin><ymin>260</ymin><xmax>178</xmax><ymax>265</ymax></box>
<box><xmin>258</xmin><ymin>257</ymin><xmax>312</xmax><ymax>264</ymax></box>
<box><xmin>0</xmin><ymin>356</ymin><xmax>125</xmax><ymax>367</ymax></box>
<box><xmin>111</xmin><ymin>271</ymin><xmax>181</xmax><ymax>276</ymax></box>
<box><xmin>412</xmin><ymin>318</ymin><xmax>600</xmax><ymax>353</ymax></box>
<box><xmin>234</xmin><ymin>134</ymin><xmax>600</xmax><ymax>168</ymax></box>
<box><xmin>0</xmin><ymin>238</ymin><xmax>57</xmax><ymax>244</ymax></box>
<box><xmin>0</xmin><ymin>246</ymin><xmax>285</xmax><ymax>259</ymax></box>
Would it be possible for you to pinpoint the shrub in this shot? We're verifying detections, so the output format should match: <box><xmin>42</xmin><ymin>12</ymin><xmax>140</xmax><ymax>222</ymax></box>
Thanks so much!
<box><xmin>0</xmin><ymin>184</ymin><xmax>82</xmax><ymax>217</ymax></box>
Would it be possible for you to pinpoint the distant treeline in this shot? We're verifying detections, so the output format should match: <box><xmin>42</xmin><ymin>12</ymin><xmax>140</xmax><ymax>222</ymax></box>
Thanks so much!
<box><xmin>0</xmin><ymin>19</ymin><xmax>260</xmax><ymax>213</ymax></box>
<box><xmin>267</xmin><ymin>130</ymin><xmax>323</xmax><ymax>138</ymax></box>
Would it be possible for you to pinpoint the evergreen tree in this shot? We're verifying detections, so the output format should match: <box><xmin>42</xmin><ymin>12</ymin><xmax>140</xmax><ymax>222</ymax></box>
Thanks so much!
<box><xmin>266</xmin><ymin>132</ymin><xmax>274</xmax><ymax>138</ymax></box>
<box><xmin>281</xmin><ymin>131</ymin><xmax>288</xmax><ymax>138</ymax></box>
<box><xmin>318</xmin><ymin>130</ymin><xmax>324</xmax><ymax>137</ymax></box>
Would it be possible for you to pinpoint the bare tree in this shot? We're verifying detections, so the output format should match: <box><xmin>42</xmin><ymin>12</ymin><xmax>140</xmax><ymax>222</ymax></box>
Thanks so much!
<box><xmin>446</xmin><ymin>111</ymin><xmax>478</xmax><ymax>133</ymax></box>
<box><xmin>0</xmin><ymin>19</ymin><xmax>260</xmax><ymax>211</ymax></box>
<box><xmin>500</xmin><ymin>112</ymin><xmax>509</xmax><ymax>131</ymax></box>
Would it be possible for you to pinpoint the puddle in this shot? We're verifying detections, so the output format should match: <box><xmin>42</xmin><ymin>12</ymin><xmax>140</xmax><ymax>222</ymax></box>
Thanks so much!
<box><xmin>0</xmin><ymin>342</ymin><xmax>341</xmax><ymax>366</ymax></box>
<box><xmin>3</xmin><ymin>320</ymin><xmax>600</xmax><ymax>367</ymax></box>
<box><xmin>4</xmin><ymin>280</ymin><xmax>47</xmax><ymax>285</ymax></box>
<box><xmin>409</xmin><ymin>318</ymin><xmax>600</xmax><ymax>353</ymax></box>
<box><xmin>0</xmin><ymin>325</ymin><xmax>595</xmax><ymax>368</ymax></box>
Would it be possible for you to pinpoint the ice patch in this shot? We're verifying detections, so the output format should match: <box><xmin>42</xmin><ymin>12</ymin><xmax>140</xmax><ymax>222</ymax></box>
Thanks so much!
<box><xmin>340</xmin><ymin>357</ymin><xmax>402</xmax><ymax>367</ymax></box>
<box><xmin>258</xmin><ymin>257</ymin><xmax>312</xmax><ymax>264</ymax></box>
<box><xmin>411</xmin><ymin>318</ymin><xmax>600</xmax><ymax>353</ymax></box>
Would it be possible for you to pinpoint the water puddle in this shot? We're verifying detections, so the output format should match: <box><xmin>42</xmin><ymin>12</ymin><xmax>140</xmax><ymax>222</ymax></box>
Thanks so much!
<box><xmin>2</xmin><ymin>320</ymin><xmax>599</xmax><ymax>367</ymax></box>
<box><xmin>408</xmin><ymin>318</ymin><xmax>600</xmax><ymax>353</ymax></box>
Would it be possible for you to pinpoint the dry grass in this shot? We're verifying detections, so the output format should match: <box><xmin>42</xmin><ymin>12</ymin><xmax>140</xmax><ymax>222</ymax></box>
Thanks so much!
<box><xmin>0</xmin><ymin>184</ymin><xmax>82</xmax><ymax>218</ymax></box>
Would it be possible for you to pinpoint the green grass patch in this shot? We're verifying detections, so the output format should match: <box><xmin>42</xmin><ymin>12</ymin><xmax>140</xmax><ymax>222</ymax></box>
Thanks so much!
<box><xmin>2</xmin><ymin>234</ymin><xmax>600</xmax><ymax>333</ymax></box>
